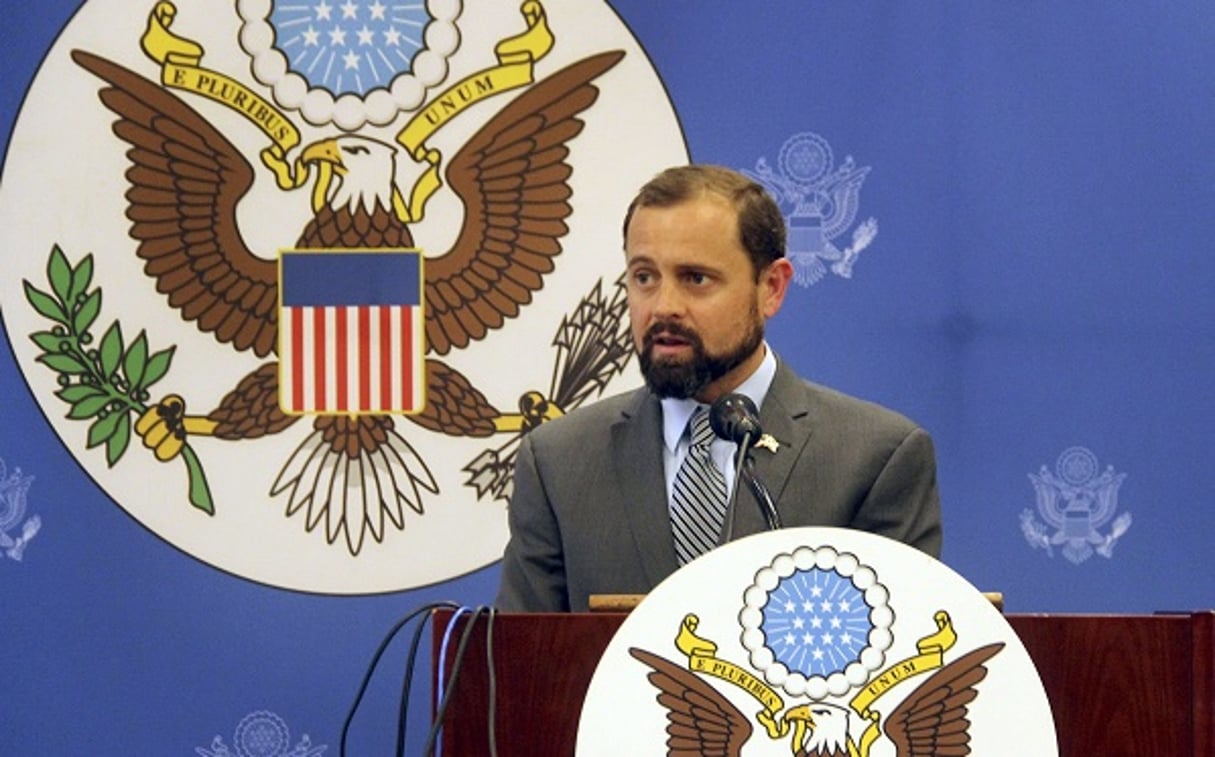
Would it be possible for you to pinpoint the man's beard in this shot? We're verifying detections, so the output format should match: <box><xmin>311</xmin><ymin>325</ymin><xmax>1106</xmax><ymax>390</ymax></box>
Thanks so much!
<box><xmin>638</xmin><ymin>315</ymin><xmax>764</xmax><ymax>400</ymax></box>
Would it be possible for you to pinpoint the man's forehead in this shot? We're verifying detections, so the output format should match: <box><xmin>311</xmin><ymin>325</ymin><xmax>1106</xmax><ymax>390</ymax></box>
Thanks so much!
<box><xmin>637</xmin><ymin>192</ymin><xmax>735</xmax><ymax>218</ymax></box>
<box><xmin>626</xmin><ymin>197</ymin><xmax>738</xmax><ymax>244</ymax></box>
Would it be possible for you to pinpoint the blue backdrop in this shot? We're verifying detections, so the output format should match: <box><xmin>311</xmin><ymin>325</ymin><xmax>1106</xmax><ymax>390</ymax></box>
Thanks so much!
<box><xmin>2</xmin><ymin>1</ymin><xmax>1212</xmax><ymax>754</ymax></box>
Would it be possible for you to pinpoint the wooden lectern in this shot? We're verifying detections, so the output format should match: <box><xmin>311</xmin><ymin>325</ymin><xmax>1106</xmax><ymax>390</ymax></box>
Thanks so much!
<box><xmin>432</xmin><ymin>609</ymin><xmax>1214</xmax><ymax>756</ymax></box>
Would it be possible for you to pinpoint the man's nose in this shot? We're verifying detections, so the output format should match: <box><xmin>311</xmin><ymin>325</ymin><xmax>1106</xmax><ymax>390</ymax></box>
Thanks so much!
<box><xmin>651</xmin><ymin>279</ymin><xmax>685</xmax><ymax>317</ymax></box>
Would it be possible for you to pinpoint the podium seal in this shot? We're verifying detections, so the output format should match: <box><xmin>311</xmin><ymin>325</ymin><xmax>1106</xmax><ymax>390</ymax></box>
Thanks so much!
<box><xmin>578</xmin><ymin>527</ymin><xmax>1057</xmax><ymax>756</ymax></box>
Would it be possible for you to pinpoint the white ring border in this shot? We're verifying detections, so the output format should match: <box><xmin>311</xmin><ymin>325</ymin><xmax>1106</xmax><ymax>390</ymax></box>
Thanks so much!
<box><xmin>740</xmin><ymin>544</ymin><xmax>894</xmax><ymax>699</ymax></box>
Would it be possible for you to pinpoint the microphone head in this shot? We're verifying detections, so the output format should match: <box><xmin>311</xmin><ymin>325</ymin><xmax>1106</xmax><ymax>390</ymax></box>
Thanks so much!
<box><xmin>709</xmin><ymin>393</ymin><xmax>763</xmax><ymax>444</ymax></box>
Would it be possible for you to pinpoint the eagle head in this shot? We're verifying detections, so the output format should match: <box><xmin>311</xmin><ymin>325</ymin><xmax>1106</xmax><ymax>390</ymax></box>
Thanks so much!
<box><xmin>794</xmin><ymin>703</ymin><xmax>852</xmax><ymax>757</ymax></box>
<box><xmin>296</xmin><ymin>135</ymin><xmax>413</xmax><ymax>248</ymax></box>
<box><xmin>301</xmin><ymin>135</ymin><xmax>400</xmax><ymax>216</ymax></box>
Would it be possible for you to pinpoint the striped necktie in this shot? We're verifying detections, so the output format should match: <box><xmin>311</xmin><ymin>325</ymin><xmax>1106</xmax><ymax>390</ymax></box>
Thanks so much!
<box><xmin>670</xmin><ymin>406</ymin><xmax>728</xmax><ymax>565</ymax></box>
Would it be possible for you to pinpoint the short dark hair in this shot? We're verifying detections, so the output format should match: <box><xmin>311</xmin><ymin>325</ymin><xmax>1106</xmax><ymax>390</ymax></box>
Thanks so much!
<box><xmin>622</xmin><ymin>164</ymin><xmax>786</xmax><ymax>278</ymax></box>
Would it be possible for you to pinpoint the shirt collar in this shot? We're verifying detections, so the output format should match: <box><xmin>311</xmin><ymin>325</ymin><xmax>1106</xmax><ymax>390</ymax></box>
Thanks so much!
<box><xmin>661</xmin><ymin>344</ymin><xmax>777</xmax><ymax>453</ymax></box>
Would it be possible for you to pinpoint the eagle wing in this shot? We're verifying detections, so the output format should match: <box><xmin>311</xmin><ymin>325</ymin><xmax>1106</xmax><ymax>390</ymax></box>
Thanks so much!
<box><xmin>629</xmin><ymin>647</ymin><xmax>752</xmax><ymax>757</ymax></box>
<box><xmin>425</xmin><ymin>50</ymin><xmax>625</xmax><ymax>356</ymax></box>
<box><xmin>884</xmin><ymin>642</ymin><xmax>1005</xmax><ymax>757</ymax></box>
<box><xmin>72</xmin><ymin>50</ymin><xmax>278</xmax><ymax>357</ymax></box>
<box><xmin>1028</xmin><ymin>471</ymin><xmax>1063</xmax><ymax>529</ymax></box>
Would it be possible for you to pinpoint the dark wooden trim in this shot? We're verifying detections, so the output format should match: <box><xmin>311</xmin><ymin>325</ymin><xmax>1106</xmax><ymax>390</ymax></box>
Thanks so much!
<box><xmin>432</xmin><ymin>610</ymin><xmax>1215</xmax><ymax>756</ymax></box>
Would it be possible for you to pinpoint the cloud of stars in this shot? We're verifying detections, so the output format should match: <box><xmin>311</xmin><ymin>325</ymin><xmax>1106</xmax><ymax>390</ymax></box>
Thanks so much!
<box><xmin>270</xmin><ymin>1</ymin><xmax>430</xmax><ymax>96</ymax></box>
<box><xmin>760</xmin><ymin>567</ymin><xmax>872</xmax><ymax>678</ymax></box>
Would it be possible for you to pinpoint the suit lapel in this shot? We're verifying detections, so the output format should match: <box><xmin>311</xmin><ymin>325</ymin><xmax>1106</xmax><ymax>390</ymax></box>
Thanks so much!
<box><xmin>747</xmin><ymin>360</ymin><xmax>813</xmax><ymax>532</ymax></box>
<box><xmin>611</xmin><ymin>390</ymin><xmax>680</xmax><ymax>586</ymax></box>
<box><xmin>605</xmin><ymin>361</ymin><xmax>811</xmax><ymax>573</ymax></box>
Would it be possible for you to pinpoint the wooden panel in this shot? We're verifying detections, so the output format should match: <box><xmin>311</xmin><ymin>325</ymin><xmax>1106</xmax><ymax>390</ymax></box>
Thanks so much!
<box><xmin>1008</xmin><ymin>614</ymin><xmax>1194</xmax><ymax>755</ymax></box>
<box><xmin>1191</xmin><ymin>611</ymin><xmax>1214</xmax><ymax>756</ymax></box>
<box><xmin>432</xmin><ymin>611</ymin><xmax>624</xmax><ymax>756</ymax></box>
<box><xmin>434</xmin><ymin>611</ymin><xmax>1214</xmax><ymax>756</ymax></box>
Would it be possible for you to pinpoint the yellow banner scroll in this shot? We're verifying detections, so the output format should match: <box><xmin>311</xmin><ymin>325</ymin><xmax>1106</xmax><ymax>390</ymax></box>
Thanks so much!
<box><xmin>845</xmin><ymin>610</ymin><xmax>958</xmax><ymax>757</ymax></box>
<box><xmin>849</xmin><ymin>610</ymin><xmax>956</xmax><ymax>717</ymax></box>
<box><xmin>140</xmin><ymin>2</ymin><xmax>301</xmax><ymax>163</ymax></box>
<box><xmin>672</xmin><ymin>610</ymin><xmax>960</xmax><ymax>751</ymax></box>
<box><xmin>394</xmin><ymin>0</ymin><xmax>555</xmax><ymax>221</ymax></box>
<box><xmin>675</xmin><ymin>614</ymin><xmax>793</xmax><ymax>739</ymax></box>
<box><xmin>138</xmin><ymin>1</ymin><xmax>557</xmax><ymax>220</ymax></box>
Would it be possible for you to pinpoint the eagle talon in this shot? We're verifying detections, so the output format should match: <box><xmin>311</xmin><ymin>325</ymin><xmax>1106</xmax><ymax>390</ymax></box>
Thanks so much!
<box><xmin>490</xmin><ymin>391</ymin><xmax>566</xmax><ymax>433</ymax></box>
<box><xmin>519</xmin><ymin>390</ymin><xmax>564</xmax><ymax>431</ymax></box>
<box><xmin>135</xmin><ymin>394</ymin><xmax>217</xmax><ymax>461</ymax></box>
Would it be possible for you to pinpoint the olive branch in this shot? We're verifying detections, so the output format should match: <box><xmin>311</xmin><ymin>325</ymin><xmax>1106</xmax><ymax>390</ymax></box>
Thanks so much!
<box><xmin>23</xmin><ymin>244</ymin><xmax>214</xmax><ymax>514</ymax></box>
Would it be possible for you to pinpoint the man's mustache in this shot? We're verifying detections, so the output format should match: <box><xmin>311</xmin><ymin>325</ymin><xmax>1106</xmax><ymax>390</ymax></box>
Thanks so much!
<box><xmin>642</xmin><ymin>320</ymin><xmax>702</xmax><ymax>349</ymax></box>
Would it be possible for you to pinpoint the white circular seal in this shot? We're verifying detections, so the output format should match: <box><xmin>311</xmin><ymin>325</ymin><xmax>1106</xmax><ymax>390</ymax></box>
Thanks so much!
<box><xmin>580</xmin><ymin>528</ymin><xmax>1057</xmax><ymax>756</ymax></box>
<box><xmin>0</xmin><ymin>0</ymin><xmax>687</xmax><ymax>593</ymax></box>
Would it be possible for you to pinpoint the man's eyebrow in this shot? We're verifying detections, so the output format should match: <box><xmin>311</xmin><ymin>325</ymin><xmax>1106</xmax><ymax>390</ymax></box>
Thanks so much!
<box><xmin>673</xmin><ymin>261</ymin><xmax>719</xmax><ymax>274</ymax></box>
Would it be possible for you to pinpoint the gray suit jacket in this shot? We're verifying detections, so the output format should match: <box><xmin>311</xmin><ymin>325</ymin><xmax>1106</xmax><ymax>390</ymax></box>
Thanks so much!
<box><xmin>495</xmin><ymin>360</ymin><xmax>942</xmax><ymax>612</ymax></box>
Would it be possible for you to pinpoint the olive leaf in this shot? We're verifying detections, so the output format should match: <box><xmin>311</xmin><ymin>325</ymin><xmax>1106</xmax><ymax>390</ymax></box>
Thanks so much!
<box><xmin>23</xmin><ymin>244</ymin><xmax>213</xmax><ymax>512</ymax></box>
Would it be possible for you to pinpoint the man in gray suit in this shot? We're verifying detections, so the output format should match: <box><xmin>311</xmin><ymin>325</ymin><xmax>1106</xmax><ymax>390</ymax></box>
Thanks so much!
<box><xmin>496</xmin><ymin>165</ymin><xmax>941</xmax><ymax>612</ymax></box>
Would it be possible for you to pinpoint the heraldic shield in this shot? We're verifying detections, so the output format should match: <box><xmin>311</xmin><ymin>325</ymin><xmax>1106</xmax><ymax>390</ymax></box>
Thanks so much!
<box><xmin>579</xmin><ymin>528</ymin><xmax>1058</xmax><ymax>756</ymax></box>
<box><xmin>278</xmin><ymin>249</ymin><xmax>425</xmax><ymax>416</ymax></box>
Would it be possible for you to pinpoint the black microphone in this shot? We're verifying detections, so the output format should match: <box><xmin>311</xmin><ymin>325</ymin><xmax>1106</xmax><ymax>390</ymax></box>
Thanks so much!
<box><xmin>709</xmin><ymin>394</ymin><xmax>782</xmax><ymax>533</ymax></box>
<box><xmin>709</xmin><ymin>393</ymin><xmax>763</xmax><ymax>444</ymax></box>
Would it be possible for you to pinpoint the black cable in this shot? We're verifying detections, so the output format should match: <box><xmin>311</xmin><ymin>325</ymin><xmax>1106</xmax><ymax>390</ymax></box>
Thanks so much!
<box><xmin>741</xmin><ymin>452</ymin><xmax>782</xmax><ymax>530</ymax></box>
<box><xmin>722</xmin><ymin>429</ymin><xmax>756</xmax><ymax>543</ymax></box>
<box><xmin>395</xmin><ymin>603</ymin><xmax>443</xmax><ymax>757</ymax></box>
<box><xmin>340</xmin><ymin>601</ymin><xmax>459</xmax><ymax>757</ymax></box>
<box><xmin>484</xmin><ymin>607</ymin><xmax>498</xmax><ymax>757</ymax></box>
<box><xmin>425</xmin><ymin>605</ymin><xmax>491</xmax><ymax>756</ymax></box>
<box><xmin>426</xmin><ymin>605</ymin><xmax>486</xmax><ymax>755</ymax></box>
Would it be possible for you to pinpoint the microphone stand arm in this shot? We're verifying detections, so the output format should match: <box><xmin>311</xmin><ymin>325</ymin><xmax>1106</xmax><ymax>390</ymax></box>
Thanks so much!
<box><xmin>734</xmin><ymin>431</ymin><xmax>783</xmax><ymax>531</ymax></box>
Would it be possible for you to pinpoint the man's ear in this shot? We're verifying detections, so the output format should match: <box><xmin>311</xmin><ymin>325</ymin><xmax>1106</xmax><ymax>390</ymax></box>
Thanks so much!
<box><xmin>760</xmin><ymin>258</ymin><xmax>794</xmax><ymax>318</ymax></box>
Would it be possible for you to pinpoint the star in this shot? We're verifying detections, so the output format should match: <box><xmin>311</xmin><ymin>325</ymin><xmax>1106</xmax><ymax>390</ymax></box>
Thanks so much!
<box><xmin>820</xmin><ymin>600</ymin><xmax>833</xmax><ymax>613</ymax></box>
<box><xmin>328</xmin><ymin>26</ymin><xmax>348</xmax><ymax>46</ymax></box>
<box><xmin>840</xmin><ymin>632</ymin><xmax>854</xmax><ymax>646</ymax></box>
<box><xmin>821</xmin><ymin>633</ymin><xmax>834</xmax><ymax>645</ymax></box>
<box><xmin>302</xmin><ymin>27</ymin><xmax>320</xmax><ymax>46</ymax></box>
<box><xmin>802</xmin><ymin>633</ymin><xmax>815</xmax><ymax>645</ymax></box>
<box><xmin>383</xmin><ymin>27</ymin><xmax>402</xmax><ymax>46</ymax></box>
<box><xmin>802</xmin><ymin>600</ymin><xmax>814</xmax><ymax>612</ymax></box>
<box><xmin>810</xmin><ymin>616</ymin><xmax>823</xmax><ymax>629</ymax></box>
<box><xmin>810</xmin><ymin>585</ymin><xmax>823</xmax><ymax>598</ymax></box>
<box><xmin>357</xmin><ymin>25</ymin><xmax>375</xmax><ymax>45</ymax></box>
<box><xmin>784</xmin><ymin>600</ymin><xmax>795</xmax><ymax>612</ymax></box>
<box><xmin>830</xmin><ymin>617</ymin><xmax>842</xmax><ymax>629</ymax></box>
<box><xmin>341</xmin><ymin>0</ymin><xmax>359</xmax><ymax>19</ymax></box>
<box><xmin>369</xmin><ymin>1</ymin><xmax>387</xmax><ymax>20</ymax></box>
<box><xmin>812</xmin><ymin>648</ymin><xmax>824</xmax><ymax>661</ymax></box>
<box><xmin>343</xmin><ymin>50</ymin><xmax>361</xmax><ymax>70</ymax></box>
<box><xmin>314</xmin><ymin>1</ymin><xmax>332</xmax><ymax>21</ymax></box>
<box><xmin>792</xmin><ymin>617</ymin><xmax>804</xmax><ymax>629</ymax></box>
<box><xmin>784</xmin><ymin>633</ymin><xmax>796</xmax><ymax>646</ymax></box>
<box><xmin>838</xmin><ymin>599</ymin><xmax>851</xmax><ymax>612</ymax></box>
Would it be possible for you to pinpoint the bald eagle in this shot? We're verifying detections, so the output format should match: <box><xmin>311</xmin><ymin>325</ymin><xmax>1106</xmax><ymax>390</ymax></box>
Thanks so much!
<box><xmin>628</xmin><ymin>643</ymin><xmax>1004</xmax><ymax>757</ymax></box>
<box><xmin>72</xmin><ymin>47</ymin><xmax>624</xmax><ymax>554</ymax></box>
